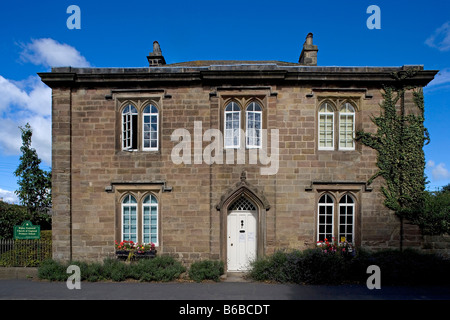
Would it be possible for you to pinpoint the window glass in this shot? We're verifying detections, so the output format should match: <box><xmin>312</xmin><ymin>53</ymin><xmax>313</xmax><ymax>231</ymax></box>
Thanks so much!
<box><xmin>143</xmin><ymin>104</ymin><xmax>159</xmax><ymax>150</ymax></box>
<box><xmin>246</xmin><ymin>102</ymin><xmax>262</xmax><ymax>148</ymax></box>
<box><xmin>318</xmin><ymin>103</ymin><xmax>334</xmax><ymax>150</ymax></box>
<box><xmin>224</xmin><ymin>102</ymin><xmax>241</xmax><ymax>148</ymax></box>
<box><xmin>122</xmin><ymin>194</ymin><xmax>137</xmax><ymax>242</ymax></box>
<box><xmin>317</xmin><ymin>194</ymin><xmax>334</xmax><ymax>241</ymax></box>
<box><xmin>143</xmin><ymin>194</ymin><xmax>158</xmax><ymax>244</ymax></box>
<box><xmin>122</xmin><ymin>105</ymin><xmax>138</xmax><ymax>150</ymax></box>
<box><xmin>339</xmin><ymin>103</ymin><xmax>355</xmax><ymax>150</ymax></box>
<box><xmin>339</xmin><ymin>194</ymin><xmax>354</xmax><ymax>243</ymax></box>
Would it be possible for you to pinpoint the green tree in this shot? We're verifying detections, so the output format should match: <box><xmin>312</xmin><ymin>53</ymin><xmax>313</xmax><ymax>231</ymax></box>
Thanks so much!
<box><xmin>14</xmin><ymin>123</ymin><xmax>51</xmax><ymax>227</ymax></box>
<box><xmin>0</xmin><ymin>201</ymin><xmax>30</xmax><ymax>239</ymax></box>
<box><xmin>441</xmin><ymin>183</ymin><xmax>450</xmax><ymax>193</ymax></box>
<box><xmin>418</xmin><ymin>188</ymin><xmax>450</xmax><ymax>235</ymax></box>
<box><xmin>356</xmin><ymin>73</ymin><xmax>429</xmax><ymax>249</ymax></box>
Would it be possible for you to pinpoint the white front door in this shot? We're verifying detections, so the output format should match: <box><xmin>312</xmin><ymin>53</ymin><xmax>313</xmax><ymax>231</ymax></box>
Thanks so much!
<box><xmin>227</xmin><ymin>210</ymin><xmax>257</xmax><ymax>271</ymax></box>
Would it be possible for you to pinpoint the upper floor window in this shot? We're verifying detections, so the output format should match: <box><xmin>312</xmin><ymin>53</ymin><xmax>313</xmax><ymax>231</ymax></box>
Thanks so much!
<box><xmin>143</xmin><ymin>104</ymin><xmax>159</xmax><ymax>151</ymax></box>
<box><xmin>318</xmin><ymin>101</ymin><xmax>357</xmax><ymax>151</ymax></box>
<box><xmin>339</xmin><ymin>103</ymin><xmax>355</xmax><ymax>150</ymax></box>
<box><xmin>121</xmin><ymin>102</ymin><xmax>160</xmax><ymax>152</ymax></box>
<box><xmin>224</xmin><ymin>100</ymin><xmax>264</xmax><ymax>149</ymax></box>
<box><xmin>246</xmin><ymin>102</ymin><xmax>262</xmax><ymax>148</ymax></box>
<box><xmin>224</xmin><ymin>102</ymin><xmax>241</xmax><ymax>149</ymax></box>
<box><xmin>122</xmin><ymin>105</ymin><xmax>138</xmax><ymax>151</ymax></box>
<box><xmin>318</xmin><ymin>103</ymin><xmax>334</xmax><ymax>150</ymax></box>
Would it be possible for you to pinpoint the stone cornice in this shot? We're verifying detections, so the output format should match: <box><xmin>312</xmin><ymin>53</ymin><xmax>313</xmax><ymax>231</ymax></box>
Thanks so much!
<box><xmin>38</xmin><ymin>64</ymin><xmax>438</xmax><ymax>88</ymax></box>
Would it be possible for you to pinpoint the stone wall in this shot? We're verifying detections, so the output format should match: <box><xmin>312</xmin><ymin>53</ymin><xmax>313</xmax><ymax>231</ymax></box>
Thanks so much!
<box><xmin>51</xmin><ymin>83</ymin><xmax>413</xmax><ymax>264</ymax></box>
<box><xmin>44</xmin><ymin>64</ymin><xmax>441</xmax><ymax>265</ymax></box>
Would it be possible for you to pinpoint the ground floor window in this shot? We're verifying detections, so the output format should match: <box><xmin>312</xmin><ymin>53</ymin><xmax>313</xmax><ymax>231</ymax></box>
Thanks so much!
<box><xmin>143</xmin><ymin>194</ymin><xmax>158</xmax><ymax>244</ymax></box>
<box><xmin>317</xmin><ymin>192</ymin><xmax>355</xmax><ymax>244</ymax></box>
<box><xmin>122</xmin><ymin>194</ymin><xmax>137</xmax><ymax>242</ymax></box>
<box><xmin>120</xmin><ymin>192</ymin><xmax>159</xmax><ymax>245</ymax></box>
<box><xmin>338</xmin><ymin>194</ymin><xmax>354</xmax><ymax>243</ymax></box>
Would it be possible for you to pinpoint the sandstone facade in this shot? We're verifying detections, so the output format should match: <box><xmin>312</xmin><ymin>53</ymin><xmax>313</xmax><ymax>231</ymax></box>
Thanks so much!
<box><xmin>39</xmin><ymin>37</ymin><xmax>441</xmax><ymax>267</ymax></box>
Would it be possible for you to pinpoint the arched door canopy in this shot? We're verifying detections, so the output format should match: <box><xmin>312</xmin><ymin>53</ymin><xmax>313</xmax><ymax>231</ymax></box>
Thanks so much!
<box><xmin>216</xmin><ymin>170</ymin><xmax>271</xmax><ymax>212</ymax></box>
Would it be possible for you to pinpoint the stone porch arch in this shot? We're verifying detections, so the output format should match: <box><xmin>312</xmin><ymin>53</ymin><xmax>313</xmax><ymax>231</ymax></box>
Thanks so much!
<box><xmin>216</xmin><ymin>170</ymin><xmax>271</xmax><ymax>270</ymax></box>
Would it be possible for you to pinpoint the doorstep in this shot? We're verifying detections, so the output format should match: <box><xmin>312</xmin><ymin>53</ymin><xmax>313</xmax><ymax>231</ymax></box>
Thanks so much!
<box><xmin>222</xmin><ymin>272</ymin><xmax>251</xmax><ymax>283</ymax></box>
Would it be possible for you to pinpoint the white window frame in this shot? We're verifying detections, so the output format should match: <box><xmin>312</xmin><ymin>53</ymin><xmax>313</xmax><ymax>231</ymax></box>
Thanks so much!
<box><xmin>318</xmin><ymin>103</ymin><xmax>335</xmax><ymax>151</ymax></box>
<box><xmin>142</xmin><ymin>194</ymin><xmax>159</xmax><ymax>245</ymax></box>
<box><xmin>338</xmin><ymin>194</ymin><xmax>355</xmax><ymax>244</ymax></box>
<box><xmin>224</xmin><ymin>102</ymin><xmax>241</xmax><ymax>149</ymax></box>
<box><xmin>339</xmin><ymin>103</ymin><xmax>356</xmax><ymax>151</ymax></box>
<box><xmin>121</xmin><ymin>194</ymin><xmax>138</xmax><ymax>242</ymax></box>
<box><xmin>122</xmin><ymin>104</ymin><xmax>138</xmax><ymax>151</ymax></box>
<box><xmin>246</xmin><ymin>102</ymin><xmax>262</xmax><ymax>149</ymax></box>
<box><xmin>142</xmin><ymin>104</ymin><xmax>159</xmax><ymax>151</ymax></box>
<box><xmin>317</xmin><ymin>194</ymin><xmax>334</xmax><ymax>242</ymax></box>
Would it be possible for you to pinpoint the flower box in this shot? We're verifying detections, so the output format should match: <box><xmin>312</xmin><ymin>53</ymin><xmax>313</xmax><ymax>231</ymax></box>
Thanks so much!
<box><xmin>115</xmin><ymin>241</ymin><xmax>157</xmax><ymax>260</ymax></box>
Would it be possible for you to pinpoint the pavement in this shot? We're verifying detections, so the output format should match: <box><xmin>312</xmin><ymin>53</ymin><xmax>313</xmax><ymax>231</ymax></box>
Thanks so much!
<box><xmin>0</xmin><ymin>275</ymin><xmax>448</xmax><ymax>318</ymax></box>
<box><xmin>1</xmin><ymin>275</ymin><xmax>449</xmax><ymax>300</ymax></box>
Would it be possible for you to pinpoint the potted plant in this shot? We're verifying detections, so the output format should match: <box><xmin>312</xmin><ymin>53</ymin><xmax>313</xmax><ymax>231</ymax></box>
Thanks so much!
<box><xmin>316</xmin><ymin>237</ymin><xmax>355</xmax><ymax>258</ymax></box>
<box><xmin>115</xmin><ymin>240</ymin><xmax>136</xmax><ymax>260</ymax></box>
<box><xmin>115</xmin><ymin>240</ymin><xmax>157</xmax><ymax>260</ymax></box>
<box><xmin>135</xmin><ymin>242</ymin><xmax>157</xmax><ymax>258</ymax></box>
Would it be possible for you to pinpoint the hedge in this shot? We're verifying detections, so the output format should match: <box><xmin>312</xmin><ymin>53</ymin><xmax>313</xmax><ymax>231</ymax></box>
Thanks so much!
<box><xmin>247</xmin><ymin>248</ymin><xmax>450</xmax><ymax>285</ymax></box>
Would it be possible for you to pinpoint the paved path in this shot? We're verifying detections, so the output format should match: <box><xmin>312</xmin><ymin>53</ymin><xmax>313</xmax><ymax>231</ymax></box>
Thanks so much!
<box><xmin>1</xmin><ymin>279</ymin><xmax>449</xmax><ymax>300</ymax></box>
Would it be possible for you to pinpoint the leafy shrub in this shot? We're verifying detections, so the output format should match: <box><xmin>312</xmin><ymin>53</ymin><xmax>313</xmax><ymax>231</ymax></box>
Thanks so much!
<box><xmin>248</xmin><ymin>250</ymin><xmax>289</xmax><ymax>282</ymax></box>
<box><xmin>37</xmin><ymin>259</ymin><xmax>67</xmax><ymax>281</ymax></box>
<box><xmin>37</xmin><ymin>256</ymin><xmax>186</xmax><ymax>282</ymax></box>
<box><xmin>188</xmin><ymin>260</ymin><xmax>224</xmax><ymax>282</ymax></box>
<box><xmin>248</xmin><ymin>248</ymin><xmax>450</xmax><ymax>285</ymax></box>
<box><xmin>0</xmin><ymin>202</ymin><xmax>30</xmax><ymax>239</ymax></box>
<box><xmin>130</xmin><ymin>256</ymin><xmax>186</xmax><ymax>282</ymax></box>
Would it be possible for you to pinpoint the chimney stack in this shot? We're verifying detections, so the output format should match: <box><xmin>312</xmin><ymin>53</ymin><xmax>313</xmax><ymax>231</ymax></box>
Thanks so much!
<box><xmin>147</xmin><ymin>41</ymin><xmax>166</xmax><ymax>66</ymax></box>
<box><xmin>299</xmin><ymin>33</ymin><xmax>318</xmax><ymax>66</ymax></box>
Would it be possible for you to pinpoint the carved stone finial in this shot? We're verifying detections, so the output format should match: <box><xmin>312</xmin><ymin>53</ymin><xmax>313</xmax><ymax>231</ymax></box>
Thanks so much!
<box><xmin>240</xmin><ymin>170</ymin><xmax>247</xmax><ymax>182</ymax></box>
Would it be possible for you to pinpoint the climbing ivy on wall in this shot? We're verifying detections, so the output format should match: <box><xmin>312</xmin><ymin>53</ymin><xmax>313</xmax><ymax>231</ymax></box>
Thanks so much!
<box><xmin>356</xmin><ymin>71</ymin><xmax>430</xmax><ymax>246</ymax></box>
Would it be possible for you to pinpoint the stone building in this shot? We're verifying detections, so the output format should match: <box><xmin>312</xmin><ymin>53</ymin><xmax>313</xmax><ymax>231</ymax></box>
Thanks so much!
<box><xmin>39</xmin><ymin>34</ymin><xmax>439</xmax><ymax>270</ymax></box>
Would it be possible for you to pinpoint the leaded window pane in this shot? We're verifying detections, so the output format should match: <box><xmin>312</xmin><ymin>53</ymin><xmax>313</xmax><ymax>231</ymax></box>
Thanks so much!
<box><xmin>339</xmin><ymin>103</ymin><xmax>355</xmax><ymax>150</ymax></box>
<box><xmin>122</xmin><ymin>195</ymin><xmax>137</xmax><ymax>242</ymax></box>
<box><xmin>224</xmin><ymin>102</ymin><xmax>241</xmax><ymax>148</ymax></box>
<box><xmin>143</xmin><ymin>104</ymin><xmax>158</xmax><ymax>151</ymax></box>
<box><xmin>338</xmin><ymin>194</ymin><xmax>354</xmax><ymax>244</ymax></box>
<box><xmin>143</xmin><ymin>194</ymin><xmax>158</xmax><ymax>245</ymax></box>
<box><xmin>229</xmin><ymin>196</ymin><xmax>256</xmax><ymax>211</ymax></box>
<box><xmin>318</xmin><ymin>194</ymin><xmax>334</xmax><ymax>242</ymax></box>
<box><xmin>246</xmin><ymin>102</ymin><xmax>262</xmax><ymax>148</ymax></box>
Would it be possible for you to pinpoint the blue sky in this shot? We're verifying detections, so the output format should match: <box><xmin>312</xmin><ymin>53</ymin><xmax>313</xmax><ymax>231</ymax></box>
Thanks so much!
<box><xmin>0</xmin><ymin>0</ymin><xmax>449</xmax><ymax>203</ymax></box>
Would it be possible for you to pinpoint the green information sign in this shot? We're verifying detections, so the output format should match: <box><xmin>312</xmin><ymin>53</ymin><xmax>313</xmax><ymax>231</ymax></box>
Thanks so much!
<box><xmin>13</xmin><ymin>220</ymin><xmax>40</xmax><ymax>240</ymax></box>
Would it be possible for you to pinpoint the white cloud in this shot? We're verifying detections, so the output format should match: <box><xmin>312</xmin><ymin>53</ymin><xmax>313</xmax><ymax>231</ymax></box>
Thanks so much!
<box><xmin>19</xmin><ymin>38</ymin><xmax>91</xmax><ymax>68</ymax></box>
<box><xmin>425</xmin><ymin>21</ymin><xmax>450</xmax><ymax>52</ymax></box>
<box><xmin>0</xmin><ymin>75</ymin><xmax>51</xmax><ymax>165</ymax></box>
<box><xmin>427</xmin><ymin>160</ymin><xmax>450</xmax><ymax>181</ymax></box>
<box><xmin>0</xmin><ymin>188</ymin><xmax>19</xmax><ymax>204</ymax></box>
<box><xmin>0</xmin><ymin>38</ymin><xmax>90</xmax><ymax>166</ymax></box>
<box><xmin>427</xmin><ymin>68</ymin><xmax>450</xmax><ymax>88</ymax></box>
